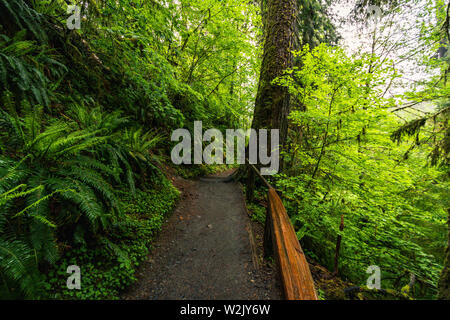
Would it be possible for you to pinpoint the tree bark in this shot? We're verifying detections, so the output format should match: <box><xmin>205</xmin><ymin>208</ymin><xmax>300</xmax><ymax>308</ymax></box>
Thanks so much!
<box><xmin>242</xmin><ymin>0</ymin><xmax>298</xmax><ymax>193</ymax></box>
<box><xmin>251</xmin><ymin>0</ymin><xmax>297</xmax><ymax>142</ymax></box>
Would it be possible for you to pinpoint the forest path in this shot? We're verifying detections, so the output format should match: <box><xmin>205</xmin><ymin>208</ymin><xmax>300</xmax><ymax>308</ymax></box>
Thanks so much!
<box><xmin>121</xmin><ymin>170</ymin><xmax>282</xmax><ymax>300</ymax></box>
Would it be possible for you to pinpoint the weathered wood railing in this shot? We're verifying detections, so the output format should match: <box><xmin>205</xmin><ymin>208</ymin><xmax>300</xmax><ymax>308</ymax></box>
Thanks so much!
<box><xmin>248</xmin><ymin>164</ymin><xmax>318</xmax><ymax>300</ymax></box>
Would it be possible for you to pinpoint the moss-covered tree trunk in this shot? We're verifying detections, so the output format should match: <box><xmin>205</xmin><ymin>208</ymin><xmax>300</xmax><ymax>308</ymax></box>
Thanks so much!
<box><xmin>244</xmin><ymin>0</ymin><xmax>297</xmax><ymax>201</ymax></box>
<box><xmin>251</xmin><ymin>0</ymin><xmax>297</xmax><ymax>141</ymax></box>
<box><xmin>244</xmin><ymin>0</ymin><xmax>298</xmax><ymax>202</ymax></box>
<box><xmin>438</xmin><ymin>209</ymin><xmax>450</xmax><ymax>299</ymax></box>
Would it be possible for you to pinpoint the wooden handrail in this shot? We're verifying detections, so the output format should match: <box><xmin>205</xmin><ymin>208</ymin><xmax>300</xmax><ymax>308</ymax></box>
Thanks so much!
<box><xmin>247</xmin><ymin>165</ymin><xmax>317</xmax><ymax>300</ymax></box>
<box><xmin>248</xmin><ymin>163</ymin><xmax>272</xmax><ymax>189</ymax></box>
<box><xmin>267</xmin><ymin>188</ymin><xmax>317</xmax><ymax>300</ymax></box>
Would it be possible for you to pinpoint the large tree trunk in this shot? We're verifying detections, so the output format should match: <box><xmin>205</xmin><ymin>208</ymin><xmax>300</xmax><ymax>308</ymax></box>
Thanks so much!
<box><xmin>244</xmin><ymin>0</ymin><xmax>298</xmax><ymax>200</ymax></box>
<box><xmin>438</xmin><ymin>209</ymin><xmax>450</xmax><ymax>299</ymax></box>
<box><xmin>251</xmin><ymin>0</ymin><xmax>297</xmax><ymax>142</ymax></box>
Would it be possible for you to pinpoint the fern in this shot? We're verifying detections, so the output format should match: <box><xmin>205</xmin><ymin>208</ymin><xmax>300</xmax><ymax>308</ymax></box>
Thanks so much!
<box><xmin>0</xmin><ymin>26</ymin><xmax>67</xmax><ymax>107</ymax></box>
<box><xmin>0</xmin><ymin>90</ymin><xmax>168</xmax><ymax>298</ymax></box>
<box><xmin>99</xmin><ymin>237</ymin><xmax>132</xmax><ymax>268</ymax></box>
<box><xmin>0</xmin><ymin>238</ymin><xmax>44</xmax><ymax>299</ymax></box>
<box><xmin>0</xmin><ymin>182</ymin><xmax>59</xmax><ymax>299</ymax></box>
<box><xmin>0</xmin><ymin>0</ymin><xmax>47</xmax><ymax>43</ymax></box>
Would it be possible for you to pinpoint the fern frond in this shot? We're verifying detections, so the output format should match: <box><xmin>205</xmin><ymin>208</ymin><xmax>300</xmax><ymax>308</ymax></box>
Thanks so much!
<box><xmin>0</xmin><ymin>238</ymin><xmax>43</xmax><ymax>299</ymax></box>
<box><xmin>99</xmin><ymin>237</ymin><xmax>131</xmax><ymax>267</ymax></box>
<box><xmin>64</xmin><ymin>166</ymin><xmax>120</xmax><ymax>214</ymax></box>
<box><xmin>51</xmin><ymin>178</ymin><xmax>107</xmax><ymax>230</ymax></box>
<box><xmin>29</xmin><ymin>220</ymin><xmax>58</xmax><ymax>265</ymax></box>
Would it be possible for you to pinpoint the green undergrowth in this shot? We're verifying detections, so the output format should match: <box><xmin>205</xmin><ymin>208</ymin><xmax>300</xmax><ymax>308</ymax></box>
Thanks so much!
<box><xmin>174</xmin><ymin>164</ymin><xmax>231</xmax><ymax>179</ymax></box>
<box><xmin>0</xmin><ymin>0</ymin><xmax>250</xmax><ymax>299</ymax></box>
<box><xmin>247</xmin><ymin>202</ymin><xmax>266</xmax><ymax>225</ymax></box>
<box><xmin>243</xmin><ymin>184</ymin><xmax>267</xmax><ymax>225</ymax></box>
<box><xmin>244</xmin><ymin>183</ymin><xmax>420</xmax><ymax>300</ymax></box>
<box><xmin>244</xmin><ymin>188</ymin><xmax>415</xmax><ymax>300</ymax></box>
<box><xmin>44</xmin><ymin>177</ymin><xmax>179</xmax><ymax>300</ymax></box>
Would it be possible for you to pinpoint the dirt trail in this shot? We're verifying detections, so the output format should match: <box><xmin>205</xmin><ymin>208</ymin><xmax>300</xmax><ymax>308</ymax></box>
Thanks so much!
<box><xmin>121</xmin><ymin>172</ymin><xmax>282</xmax><ymax>300</ymax></box>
